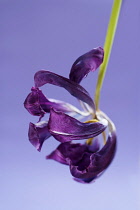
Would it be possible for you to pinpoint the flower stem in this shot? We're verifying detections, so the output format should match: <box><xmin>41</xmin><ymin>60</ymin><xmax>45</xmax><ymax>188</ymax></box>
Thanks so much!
<box><xmin>94</xmin><ymin>0</ymin><xmax>122</xmax><ymax>109</ymax></box>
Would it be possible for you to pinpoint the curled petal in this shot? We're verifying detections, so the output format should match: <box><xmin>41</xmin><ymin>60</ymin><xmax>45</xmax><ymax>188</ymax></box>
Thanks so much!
<box><xmin>28</xmin><ymin>121</ymin><xmax>51</xmax><ymax>151</ymax></box>
<box><xmin>46</xmin><ymin>147</ymin><xmax>68</xmax><ymax>165</ymax></box>
<box><xmin>34</xmin><ymin>70</ymin><xmax>95</xmax><ymax>112</ymax></box>
<box><xmin>24</xmin><ymin>87</ymin><xmax>46</xmax><ymax>118</ymax></box>
<box><xmin>48</xmin><ymin>109</ymin><xmax>108</xmax><ymax>142</ymax></box>
<box><xmin>46</xmin><ymin>142</ymin><xmax>88</xmax><ymax>165</ymax></box>
<box><xmin>69</xmin><ymin>47</ymin><xmax>104</xmax><ymax>84</ymax></box>
<box><xmin>70</xmin><ymin>130</ymin><xmax>116</xmax><ymax>182</ymax></box>
<box><xmin>46</xmin><ymin>138</ymin><xmax>101</xmax><ymax>183</ymax></box>
<box><xmin>24</xmin><ymin>87</ymin><xmax>83</xmax><ymax>118</ymax></box>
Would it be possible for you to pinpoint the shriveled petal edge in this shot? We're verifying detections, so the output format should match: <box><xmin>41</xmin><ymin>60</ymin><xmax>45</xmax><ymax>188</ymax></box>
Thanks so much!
<box><xmin>46</xmin><ymin>141</ymin><xmax>89</xmax><ymax>166</ymax></box>
<box><xmin>46</xmin><ymin>148</ymin><xmax>69</xmax><ymax>165</ymax></box>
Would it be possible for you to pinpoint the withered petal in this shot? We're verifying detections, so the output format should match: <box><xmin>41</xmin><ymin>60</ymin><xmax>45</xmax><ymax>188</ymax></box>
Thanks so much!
<box><xmin>28</xmin><ymin>121</ymin><xmax>51</xmax><ymax>151</ymax></box>
<box><xmin>34</xmin><ymin>70</ymin><xmax>95</xmax><ymax>112</ymax></box>
<box><xmin>70</xmin><ymin>131</ymin><xmax>116</xmax><ymax>182</ymax></box>
<box><xmin>24</xmin><ymin>87</ymin><xmax>81</xmax><ymax>118</ymax></box>
<box><xmin>69</xmin><ymin>47</ymin><xmax>104</xmax><ymax>84</ymax></box>
<box><xmin>48</xmin><ymin>109</ymin><xmax>107</xmax><ymax>142</ymax></box>
<box><xmin>46</xmin><ymin>142</ymin><xmax>88</xmax><ymax>165</ymax></box>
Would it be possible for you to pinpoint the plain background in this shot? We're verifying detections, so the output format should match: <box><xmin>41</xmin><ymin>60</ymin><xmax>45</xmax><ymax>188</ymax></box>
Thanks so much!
<box><xmin>1</xmin><ymin>0</ymin><xmax>140</xmax><ymax>209</ymax></box>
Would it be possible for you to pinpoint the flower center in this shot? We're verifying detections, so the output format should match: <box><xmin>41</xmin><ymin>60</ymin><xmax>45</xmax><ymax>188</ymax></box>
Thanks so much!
<box><xmin>85</xmin><ymin>118</ymin><xmax>107</xmax><ymax>145</ymax></box>
<box><xmin>84</xmin><ymin>119</ymin><xmax>99</xmax><ymax>145</ymax></box>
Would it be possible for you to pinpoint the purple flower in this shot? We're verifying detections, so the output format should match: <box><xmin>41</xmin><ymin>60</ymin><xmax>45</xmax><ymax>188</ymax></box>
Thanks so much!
<box><xmin>24</xmin><ymin>47</ymin><xmax>116</xmax><ymax>183</ymax></box>
<box><xmin>47</xmin><ymin>112</ymin><xmax>116</xmax><ymax>183</ymax></box>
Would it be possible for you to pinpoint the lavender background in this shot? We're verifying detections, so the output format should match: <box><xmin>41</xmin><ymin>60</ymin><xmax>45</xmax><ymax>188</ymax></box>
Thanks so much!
<box><xmin>1</xmin><ymin>0</ymin><xmax>140</xmax><ymax>209</ymax></box>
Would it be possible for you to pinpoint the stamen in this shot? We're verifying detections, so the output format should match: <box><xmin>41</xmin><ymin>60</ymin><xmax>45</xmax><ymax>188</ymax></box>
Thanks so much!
<box><xmin>85</xmin><ymin>119</ymin><xmax>99</xmax><ymax>123</ymax></box>
<box><xmin>85</xmin><ymin>119</ymin><xmax>98</xmax><ymax>145</ymax></box>
<box><xmin>86</xmin><ymin>137</ymin><xmax>94</xmax><ymax>145</ymax></box>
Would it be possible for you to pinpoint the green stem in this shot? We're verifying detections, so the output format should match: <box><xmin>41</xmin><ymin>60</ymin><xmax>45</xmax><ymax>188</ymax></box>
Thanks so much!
<box><xmin>94</xmin><ymin>0</ymin><xmax>122</xmax><ymax>110</ymax></box>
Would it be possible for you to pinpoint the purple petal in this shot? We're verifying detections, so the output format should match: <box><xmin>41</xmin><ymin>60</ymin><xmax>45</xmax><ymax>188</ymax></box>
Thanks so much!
<box><xmin>70</xmin><ymin>131</ymin><xmax>116</xmax><ymax>181</ymax></box>
<box><xmin>24</xmin><ymin>87</ymin><xmax>46</xmax><ymax>117</ymax></box>
<box><xmin>48</xmin><ymin>109</ymin><xmax>107</xmax><ymax>142</ymax></box>
<box><xmin>46</xmin><ymin>142</ymin><xmax>88</xmax><ymax>165</ymax></box>
<box><xmin>28</xmin><ymin>121</ymin><xmax>51</xmax><ymax>151</ymax></box>
<box><xmin>24</xmin><ymin>87</ymin><xmax>79</xmax><ymax>117</ymax></box>
<box><xmin>34</xmin><ymin>70</ymin><xmax>95</xmax><ymax>112</ymax></box>
<box><xmin>69</xmin><ymin>47</ymin><xmax>104</xmax><ymax>84</ymax></box>
<box><xmin>46</xmin><ymin>139</ymin><xmax>101</xmax><ymax>183</ymax></box>
<box><xmin>46</xmin><ymin>147</ymin><xmax>68</xmax><ymax>165</ymax></box>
